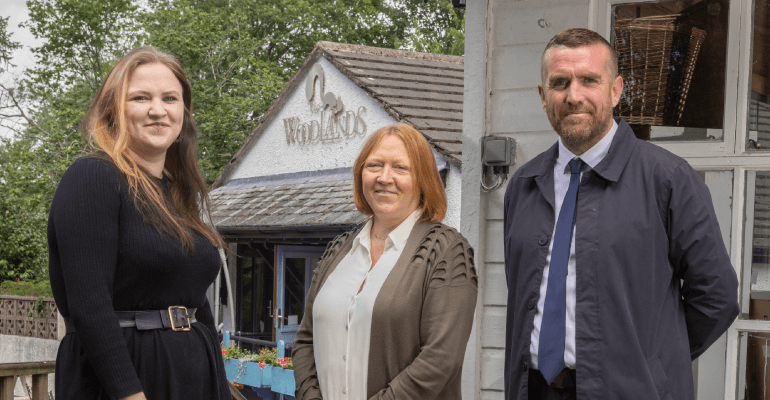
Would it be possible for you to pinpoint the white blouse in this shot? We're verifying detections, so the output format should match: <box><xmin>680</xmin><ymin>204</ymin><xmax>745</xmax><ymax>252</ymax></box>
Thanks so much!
<box><xmin>312</xmin><ymin>210</ymin><xmax>421</xmax><ymax>400</ymax></box>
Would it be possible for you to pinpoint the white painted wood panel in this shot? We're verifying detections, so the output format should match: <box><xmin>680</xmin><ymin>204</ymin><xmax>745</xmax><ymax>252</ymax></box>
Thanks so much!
<box><xmin>481</xmin><ymin>306</ymin><xmax>508</xmax><ymax>348</ymax></box>
<box><xmin>486</xmin><ymin>186</ymin><xmax>506</xmax><ymax>221</ymax></box>
<box><xmin>489</xmin><ymin>89</ymin><xmax>549</xmax><ymax>133</ymax></box>
<box><xmin>480</xmin><ymin>348</ymin><xmax>506</xmax><ymax>391</ymax></box>
<box><xmin>492</xmin><ymin>1</ymin><xmax>590</xmax><ymax>47</ymax></box>
<box><xmin>485</xmin><ymin>220</ymin><xmax>505</xmax><ymax>263</ymax></box>
<box><xmin>480</xmin><ymin>390</ymin><xmax>504</xmax><ymax>400</ymax></box>
<box><xmin>484</xmin><ymin>262</ymin><xmax>508</xmax><ymax>307</ymax></box>
<box><xmin>491</xmin><ymin>44</ymin><xmax>544</xmax><ymax>91</ymax></box>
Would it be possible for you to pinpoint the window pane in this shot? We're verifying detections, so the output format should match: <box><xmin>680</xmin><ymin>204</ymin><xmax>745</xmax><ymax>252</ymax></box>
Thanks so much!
<box><xmin>745</xmin><ymin>172</ymin><xmax>770</xmax><ymax>321</ymax></box>
<box><xmin>612</xmin><ymin>0</ymin><xmax>728</xmax><ymax>141</ymax></box>
<box><xmin>284</xmin><ymin>257</ymin><xmax>306</xmax><ymax>326</ymax></box>
<box><xmin>241</xmin><ymin>257</ymin><xmax>253</xmax><ymax>332</ymax></box>
<box><xmin>736</xmin><ymin>330</ymin><xmax>770</xmax><ymax>400</ymax></box>
<box><xmin>747</xmin><ymin>0</ymin><xmax>770</xmax><ymax>150</ymax></box>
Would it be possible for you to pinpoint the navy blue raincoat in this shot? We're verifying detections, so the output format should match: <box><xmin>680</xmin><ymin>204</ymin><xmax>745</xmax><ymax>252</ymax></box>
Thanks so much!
<box><xmin>503</xmin><ymin>118</ymin><xmax>739</xmax><ymax>400</ymax></box>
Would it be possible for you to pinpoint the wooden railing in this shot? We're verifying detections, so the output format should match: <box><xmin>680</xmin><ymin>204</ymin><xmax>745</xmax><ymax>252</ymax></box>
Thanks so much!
<box><xmin>0</xmin><ymin>361</ymin><xmax>55</xmax><ymax>400</ymax></box>
<box><xmin>0</xmin><ymin>296</ymin><xmax>58</xmax><ymax>340</ymax></box>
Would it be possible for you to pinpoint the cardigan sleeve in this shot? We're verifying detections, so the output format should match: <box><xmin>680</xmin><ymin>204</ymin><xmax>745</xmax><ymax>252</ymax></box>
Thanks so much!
<box><xmin>293</xmin><ymin>231</ymin><xmax>354</xmax><ymax>400</ymax></box>
<box><xmin>48</xmin><ymin>157</ymin><xmax>144</xmax><ymax>399</ymax></box>
<box><xmin>369</xmin><ymin>230</ymin><xmax>478</xmax><ymax>400</ymax></box>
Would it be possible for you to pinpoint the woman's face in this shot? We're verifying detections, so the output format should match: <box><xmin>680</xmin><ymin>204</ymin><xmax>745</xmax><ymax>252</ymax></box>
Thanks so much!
<box><xmin>125</xmin><ymin>63</ymin><xmax>185</xmax><ymax>161</ymax></box>
<box><xmin>362</xmin><ymin>135</ymin><xmax>421</xmax><ymax>226</ymax></box>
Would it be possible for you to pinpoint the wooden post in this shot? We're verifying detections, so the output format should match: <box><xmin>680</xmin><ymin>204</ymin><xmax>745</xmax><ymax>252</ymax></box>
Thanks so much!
<box><xmin>0</xmin><ymin>362</ymin><xmax>55</xmax><ymax>400</ymax></box>
<box><xmin>31</xmin><ymin>374</ymin><xmax>48</xmax><ymax>400</ymax></box>
<box><xmin>0</xmin><ymin>376</ymin><xmax>15</xmax><ymax>400</ymax></box>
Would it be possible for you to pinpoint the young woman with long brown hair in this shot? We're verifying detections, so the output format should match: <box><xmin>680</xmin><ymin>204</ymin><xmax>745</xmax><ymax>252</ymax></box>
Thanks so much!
<box><xmin>48</xmin><ymin>46</ymin><xmax>229</xmax><ymax>400</ymax></box>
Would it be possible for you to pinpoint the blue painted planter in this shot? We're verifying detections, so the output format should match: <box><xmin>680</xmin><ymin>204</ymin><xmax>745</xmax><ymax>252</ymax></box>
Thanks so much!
<box><xmin>271</xmin><ymin>366</ymin><xmax>295</xmax><ymax>395</ymax></box>
<box><xmin>223</xmin><ymin>359</ymin><xmax>295</xmax><ymax>396</ymax></box>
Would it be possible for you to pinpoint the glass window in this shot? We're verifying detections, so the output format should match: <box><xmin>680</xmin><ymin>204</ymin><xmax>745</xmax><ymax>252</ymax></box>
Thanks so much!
<box><xmin>284</xmin><ymin>257</ymin><xmax>307</xmax><ymax>326</ymax></box>
<box><xmin>747</xmin><ymin>172</ymin><xmax>770</xmax><ymax>320</ymax></box>
<box><xmin>738</xmin><ymin>331</ymin><xmax>770</xmax><ymax>399</ymax></box>
<box><xmin>747</xmin><ymin>0</ymin><xmax>770</xmax><ymax>150</ymax></box>
<box><xmin>612</xmin><ymin>0</ymin><xmax>729</xmax><ymax>141</ymax></box>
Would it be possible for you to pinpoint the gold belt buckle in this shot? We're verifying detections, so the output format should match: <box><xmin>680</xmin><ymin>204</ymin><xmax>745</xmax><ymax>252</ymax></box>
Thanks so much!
<box><xmin>168</xmin><ymin>306</ymin><xmax>191</xmax><ymax>331</ymax></box>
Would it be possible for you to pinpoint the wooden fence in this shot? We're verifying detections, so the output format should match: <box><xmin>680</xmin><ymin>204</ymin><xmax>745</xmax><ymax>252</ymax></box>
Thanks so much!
<box><xmin>0</xmin><ymin>295</ymin><xmax>58</xmax><ymax>340</ymax></box>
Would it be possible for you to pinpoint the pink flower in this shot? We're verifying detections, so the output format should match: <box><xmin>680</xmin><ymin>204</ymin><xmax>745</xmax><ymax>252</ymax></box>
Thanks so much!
<box><xmin>259</xmin><ymin>361</ymin><xmax>266</xmax><ymax>369</ymax></box>
<box><xmin>221</xmin><ymin>349</ymin><xmax>227</xmax><ymax>355</ymax></box>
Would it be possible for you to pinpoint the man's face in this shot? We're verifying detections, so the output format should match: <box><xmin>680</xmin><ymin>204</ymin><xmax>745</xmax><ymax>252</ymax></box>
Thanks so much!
<box><xmin>538</xmin><ymin>44</ymin><xmax>623</xmax><ymax>155</ymax></box>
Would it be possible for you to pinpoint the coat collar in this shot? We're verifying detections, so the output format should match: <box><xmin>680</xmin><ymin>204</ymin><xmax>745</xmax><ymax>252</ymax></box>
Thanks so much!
<box><xmin>516</xmin><ymin>117</ymin><xmax>637</xmax><ymax>183</ymax></box>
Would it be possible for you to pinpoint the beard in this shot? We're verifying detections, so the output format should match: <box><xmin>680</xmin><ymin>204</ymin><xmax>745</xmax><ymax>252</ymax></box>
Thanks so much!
<box><xmin>548</xmin><ymin>104</ymin><xmax>613</xmax><ymax>151</ymax></box>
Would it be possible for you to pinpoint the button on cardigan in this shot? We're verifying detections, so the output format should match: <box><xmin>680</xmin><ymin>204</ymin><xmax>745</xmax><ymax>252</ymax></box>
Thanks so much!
<box><xmin>293</xmin><ymin>221</ymin><xmax>478</xmax><ymax>400</ymax></box>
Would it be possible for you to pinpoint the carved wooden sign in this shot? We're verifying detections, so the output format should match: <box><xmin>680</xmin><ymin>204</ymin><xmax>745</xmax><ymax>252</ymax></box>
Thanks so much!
<box><xmin>283</xmin><ymin>64</ymin><xmax>367</xmax><ymax>145</ymax></box>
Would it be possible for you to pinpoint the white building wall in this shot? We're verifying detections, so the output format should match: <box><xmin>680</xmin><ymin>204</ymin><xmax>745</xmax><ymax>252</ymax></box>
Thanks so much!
<box><xmin>465</xmin><ymin>1</ymin><xmax>592</xmax><ymax>398</ymax></box>
<box><xmin>230</xmin><ymin>58</ymin><xmax>397</xmax><ymax>180</ymax></box>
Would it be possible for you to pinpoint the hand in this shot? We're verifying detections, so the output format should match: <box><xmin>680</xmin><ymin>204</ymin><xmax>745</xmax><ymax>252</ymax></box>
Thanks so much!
<box><xmin>120</xmin><ymin>393</ymin><xmax>147</xmax><ymax>400</ymax></box>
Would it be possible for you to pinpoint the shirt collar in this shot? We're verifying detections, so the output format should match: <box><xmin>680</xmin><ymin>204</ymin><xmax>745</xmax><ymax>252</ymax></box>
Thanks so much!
<box><xmin>353</xmin><ymin>209</ymin><xmax>422</xmax><ymax>252</ymax></box>
<box><xmin>556</xmin><ymin>119</ymin><xmax>618</xmax><ymax>173</ymax></box>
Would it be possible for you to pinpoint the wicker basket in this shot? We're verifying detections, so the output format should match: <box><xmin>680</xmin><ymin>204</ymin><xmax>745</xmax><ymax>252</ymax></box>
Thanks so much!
<box><xmin>614</xmin><ymin>15</ymin><xmax>706</xmax><ymax>126</ymax></box>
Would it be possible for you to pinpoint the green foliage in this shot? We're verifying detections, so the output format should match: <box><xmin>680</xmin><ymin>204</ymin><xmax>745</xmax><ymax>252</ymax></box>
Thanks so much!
<box><xmin>396</xmin><ymin>0</ymin><xmax>465</xmax><ymax>56</ymax></box>
<box><xmin>0</xmin><ymin>279</ymin><xmax>53</xmax><ymax>298</ymax></box>
<box><xmin>222</xmin><ymin>343</ymin><xmax>293</xmax><ymax>369</ymax></box>
<box><xmin>22</xmin><ymin>0</ymin><xmax>141</xmax><ymax>95</ymax></box>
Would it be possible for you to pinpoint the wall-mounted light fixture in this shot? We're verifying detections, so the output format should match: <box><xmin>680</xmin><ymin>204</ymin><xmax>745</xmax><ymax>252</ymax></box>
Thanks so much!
<box><xmin>480</xmin><ymin>136</ymin><xmax>516</xmax><ymax>192</ymax></box>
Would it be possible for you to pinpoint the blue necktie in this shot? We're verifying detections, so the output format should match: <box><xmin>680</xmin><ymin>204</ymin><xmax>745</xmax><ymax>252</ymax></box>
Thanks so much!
<box><xmin>539</xmin><ymin>158</ymin><xmax>583</xmax><ymax>383</ymax></box>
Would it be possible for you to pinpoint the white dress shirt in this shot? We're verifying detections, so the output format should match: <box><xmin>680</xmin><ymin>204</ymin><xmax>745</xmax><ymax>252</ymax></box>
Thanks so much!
<box><xmin>530</xmin><ymin>120</ymin><xmax>618</xmax><ymax>370</ymax></box>
<box><xmin>312</xmin><ymin>210</ymin><xmax>420</xmax><ymax>400</ymax></box>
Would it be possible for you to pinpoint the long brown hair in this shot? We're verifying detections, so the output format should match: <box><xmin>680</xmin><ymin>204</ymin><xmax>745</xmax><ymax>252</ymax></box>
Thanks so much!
<box><xmin>81</xmin><ymin>46</ymin><xmax>222</xmax><ymax>252</ymax></box>
<box><xmin>352</xmin><ymin>124</ymin><xmax>447</xmax><ymax>223</ymax></box>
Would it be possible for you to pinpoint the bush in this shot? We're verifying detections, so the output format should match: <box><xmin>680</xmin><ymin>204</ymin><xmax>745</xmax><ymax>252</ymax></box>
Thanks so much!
<box><xmin>0</xmin><ymin>279</ymin><xmax>54</xmax><ymax>298</ymax></box>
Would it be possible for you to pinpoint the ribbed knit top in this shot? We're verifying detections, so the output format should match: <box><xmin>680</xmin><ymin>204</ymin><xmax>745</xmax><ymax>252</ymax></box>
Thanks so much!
<box><xmin>47</xmin><ymin>155</ymin><xmax>229</xmax><ymax>399</ymax></box>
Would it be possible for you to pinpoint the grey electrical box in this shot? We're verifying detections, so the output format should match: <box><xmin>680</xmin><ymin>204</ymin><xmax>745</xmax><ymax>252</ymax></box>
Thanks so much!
<box><xmin>481</xmin><ymin>136</ymin><xmax>516</xmax><ymax>166</ymax></box>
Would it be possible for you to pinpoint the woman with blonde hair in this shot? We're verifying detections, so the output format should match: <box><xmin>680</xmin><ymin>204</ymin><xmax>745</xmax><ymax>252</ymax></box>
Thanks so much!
<box><xmin>48</xmin><ymin>46</ymin><xmax>229</xmax><ymax>400</ymax></box>
<box><xmin>293</xmin><ymin>124</ymin><xmax>478</xmax><ymax>399</ymax></box>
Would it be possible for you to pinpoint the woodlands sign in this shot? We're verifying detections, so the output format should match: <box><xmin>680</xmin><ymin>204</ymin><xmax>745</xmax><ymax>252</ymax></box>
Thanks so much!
<box><xmin>283</xmin><ymin>64</ymin><xmax>367</xmax><ymax>145</ymax></box>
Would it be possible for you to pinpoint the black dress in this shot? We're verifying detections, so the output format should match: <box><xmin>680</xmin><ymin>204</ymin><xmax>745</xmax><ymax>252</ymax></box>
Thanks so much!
<box><xmin>47</xmin><ymin>156</ymin><xmax>230</xmax><ymax>400</ymax></box>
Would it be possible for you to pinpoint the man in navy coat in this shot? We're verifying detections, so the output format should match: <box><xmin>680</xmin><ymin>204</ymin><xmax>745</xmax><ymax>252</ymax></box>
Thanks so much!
<box><xmin>502</xmin><ymin>28</ymin><xmax>739</xmax><ymax>400</ymax></box>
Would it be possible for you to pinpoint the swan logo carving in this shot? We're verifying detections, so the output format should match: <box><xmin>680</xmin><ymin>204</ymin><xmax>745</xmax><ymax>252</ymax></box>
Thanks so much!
<box><xmin>305</xmin><ymin>64</ymin><xmax>345</xmax><ymax>114</ymax></box>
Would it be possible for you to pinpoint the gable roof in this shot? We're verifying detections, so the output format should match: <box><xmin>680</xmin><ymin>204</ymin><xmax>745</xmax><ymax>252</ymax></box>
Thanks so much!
<box><xmin>211</xmin><ymin>41</ymin><xmax>464</xmax><ymax>190</ymax></box>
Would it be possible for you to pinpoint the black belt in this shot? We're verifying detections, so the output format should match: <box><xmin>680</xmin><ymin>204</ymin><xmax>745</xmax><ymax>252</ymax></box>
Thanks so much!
<box><xmin>64</xmin><ymin>306</ymin><xmax>197</xmax><ymax>334</ymax></box>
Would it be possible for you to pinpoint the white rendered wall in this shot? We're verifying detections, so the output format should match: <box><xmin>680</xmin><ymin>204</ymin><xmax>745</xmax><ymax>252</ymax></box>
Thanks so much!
<box><xmin>230</xmin><ymin>58</ymin><xmax>397</xmax><ymax>180</ymax></box>
<box><xmin>443</xmin><ymin>164</ymin><xmax>462</xmax><ymax>230</ymax></box>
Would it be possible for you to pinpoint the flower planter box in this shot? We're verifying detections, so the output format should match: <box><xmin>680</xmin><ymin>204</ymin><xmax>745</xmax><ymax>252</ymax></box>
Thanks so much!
<box><xmin>223</xmin><ymin>359</ymin><xmax>295</xmax><ymax>396</ymax></box>
<box><xmin>271</xmin><ymin>366</ymin><xmax>295</xmax><ymax>395</ymax></box>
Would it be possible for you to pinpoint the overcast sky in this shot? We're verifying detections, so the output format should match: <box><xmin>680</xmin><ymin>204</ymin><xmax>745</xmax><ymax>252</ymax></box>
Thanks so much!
<box><xmin>1</xmin><ymin>0</ymin><xmax>43</xmax><ymax>138</ymax></box>
<box><xmin>2</xmin><ymin>0</ymin><xmax>43</xmax><ymax>75</ymax></box>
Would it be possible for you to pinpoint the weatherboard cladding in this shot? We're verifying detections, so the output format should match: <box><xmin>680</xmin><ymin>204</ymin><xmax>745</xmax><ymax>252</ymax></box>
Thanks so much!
<box><xmin>210</xmin><ymin>42</ymin><xmax>463</xmax><ymax>229</ymax></box>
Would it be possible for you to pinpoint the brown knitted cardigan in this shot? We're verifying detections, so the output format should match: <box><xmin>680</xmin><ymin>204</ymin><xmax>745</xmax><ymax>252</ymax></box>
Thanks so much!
<box><xmin>293</xmin><ymin>221</ymin><xmax>478</xmax><ymax>400</ymax></box>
